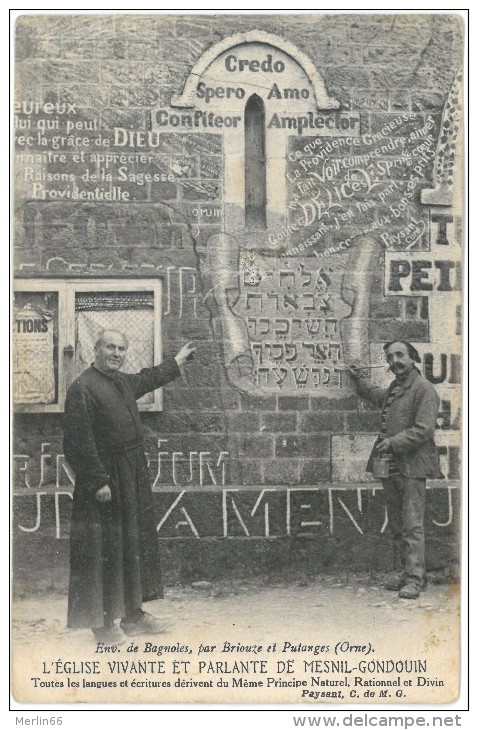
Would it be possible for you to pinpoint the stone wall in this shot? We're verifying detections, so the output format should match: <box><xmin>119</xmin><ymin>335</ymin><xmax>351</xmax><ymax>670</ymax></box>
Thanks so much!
<box><xmin>13</xmin><ymin>14</ymin><xmax>463</xmax><ymax>590</ymax></box>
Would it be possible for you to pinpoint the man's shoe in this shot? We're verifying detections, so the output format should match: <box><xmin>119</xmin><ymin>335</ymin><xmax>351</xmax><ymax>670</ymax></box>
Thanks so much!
<box><xmin>398</xmin><ymin>583</ymin><xmax>421</xmax><ymax>599</ymax></box>
<box><xmin>92</xmin><ymin>624</ymin><xmax>127</xmax><ymax>646</ymax></box>
<box><xmin>384</xmin><ymin>575</ymin><xmax>427</xmax><ymax>592</ymax></box>
<box><xmin>120</xmin><ymin>612</ymin><xmax>173</xmax><ymax>636</ymax></box>
<box><xmin>384</xmin><ymin>575</ymin><xmax>406</xmax><ymax>591</ymax></box>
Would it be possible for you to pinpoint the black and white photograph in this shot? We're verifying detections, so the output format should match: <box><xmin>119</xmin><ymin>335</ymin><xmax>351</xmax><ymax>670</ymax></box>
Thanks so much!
<box><xmin>11</xmin><ymin>9</ymin><xmax>466</xmax><ymax>712</ymax></box>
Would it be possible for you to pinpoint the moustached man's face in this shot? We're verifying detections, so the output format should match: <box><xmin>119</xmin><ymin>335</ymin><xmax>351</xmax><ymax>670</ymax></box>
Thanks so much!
<box><xmin>385</xmin><ymin>342</ymin><xmax>415</xmax><ymax>379</ymax></box>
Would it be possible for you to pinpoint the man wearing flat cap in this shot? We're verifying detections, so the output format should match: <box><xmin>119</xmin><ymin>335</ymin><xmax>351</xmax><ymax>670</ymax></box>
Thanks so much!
<box><xmin>349</xmin><ymin>340</ymin><xmax>441</xmax><ymax>599</ymax></box>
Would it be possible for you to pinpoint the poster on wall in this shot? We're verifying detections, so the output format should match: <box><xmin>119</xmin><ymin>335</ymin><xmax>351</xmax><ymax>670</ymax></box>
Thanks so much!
<box><xmin>13</xmin><ymin>303</ymin><xmax>56</xmax><ymax>404</ymax></box>
<box><xmin>11</xmin><ymin>10</ymin><xmax>466</xmax><ymax>710</ymax></box>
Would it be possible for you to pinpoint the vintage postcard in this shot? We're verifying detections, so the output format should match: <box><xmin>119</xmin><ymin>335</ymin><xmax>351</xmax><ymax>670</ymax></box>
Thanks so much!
<box><xmin>12</xmin><ymin>11</ymin><xmax>465</xmax><ymax>706</ymax></box>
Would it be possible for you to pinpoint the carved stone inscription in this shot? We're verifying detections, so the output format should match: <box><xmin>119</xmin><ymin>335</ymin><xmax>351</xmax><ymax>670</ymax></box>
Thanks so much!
<box><xmin>239</xmin><ymin>253</ymin><xmax>349</xmax><ymax>393</ymax></box>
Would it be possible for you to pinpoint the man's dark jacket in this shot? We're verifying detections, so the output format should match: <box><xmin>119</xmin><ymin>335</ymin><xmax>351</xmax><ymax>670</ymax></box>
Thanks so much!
<box><xmin>63</xmin><ymin>358</ymin><xmax>180</xmax><ymax>629</ymax></box>
<box><xmin>355</xmin><ymin>367</ymin><xmax>442</xmax><ymax>478</ymax></box>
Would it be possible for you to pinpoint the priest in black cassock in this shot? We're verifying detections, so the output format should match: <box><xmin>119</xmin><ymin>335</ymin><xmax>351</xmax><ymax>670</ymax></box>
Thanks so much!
<box><xmin>63</xmin><ymin>328</ymin><xmax>195</xmax><ymax>645</ymax></box>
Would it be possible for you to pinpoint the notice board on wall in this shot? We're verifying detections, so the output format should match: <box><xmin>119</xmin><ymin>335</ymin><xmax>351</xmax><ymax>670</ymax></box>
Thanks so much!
<box><xmin>11</xmin><ymin>11</ymin><xmax>466</xmax><ymax>712</ymax></box>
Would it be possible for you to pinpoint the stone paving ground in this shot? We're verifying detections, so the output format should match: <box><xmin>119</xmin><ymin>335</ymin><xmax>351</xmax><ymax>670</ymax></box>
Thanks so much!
<box><xmin>13</xmin><ymin>572</ymin><xmax>459</xmax><ymax>647</ymax></box>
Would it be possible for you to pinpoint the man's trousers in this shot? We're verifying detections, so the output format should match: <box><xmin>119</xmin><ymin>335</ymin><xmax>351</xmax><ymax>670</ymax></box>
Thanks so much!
<box><xmin>382</xmin><ymin>476</ymin><xmax>426</xmax><ymax>586</ymax></box>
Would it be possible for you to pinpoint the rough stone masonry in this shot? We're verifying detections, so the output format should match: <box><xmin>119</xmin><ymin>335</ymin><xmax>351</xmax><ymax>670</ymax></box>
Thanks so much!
<box><xmin>13</xmin><ymin>14</ymin><xmax>463</xmax><ymax>591</ymax></box>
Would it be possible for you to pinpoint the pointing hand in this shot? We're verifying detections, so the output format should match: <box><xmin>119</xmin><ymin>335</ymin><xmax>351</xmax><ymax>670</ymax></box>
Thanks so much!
<box><xmin>175</xmin><ymin>342</ymin><xmax>196</xmax><ymax>367</ymax></box>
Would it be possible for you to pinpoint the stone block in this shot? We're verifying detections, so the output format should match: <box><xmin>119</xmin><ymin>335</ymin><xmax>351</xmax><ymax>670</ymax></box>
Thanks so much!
<box><xmin>16</xmin><ymin>14</ymin><xmax>72</xmax><ymax>40</ymax></box>
<box><xmin>129</xmin><ymin>86</ymin><xmax>161</xmax><ymax>108</ymax></box>
<box><xmin>165</xmin><ymin>37</ymin><xmax>211</xmax><ymax>66</ymax></box>
<box><xmin>179</xmin><ymin>180</ymin><xmax>222</xmax><ymax>202</ymax></box>
<box><xmin>143</xmin><ymin>62</ymin><xmax>173</xmax><ymax>85</ymax></box>
<box><xmin>154</xmin><ymin>86</ymin><xmax>177</xmax><ymax>108</ymax></box>
<box><xmin>240</xmin><ymin>394</ymin><xmax>277</xmax><ymax>412</ymax></box>
<box><xmin>125</xmin><ymin>40</ymin><xmax>163</xmax><ymax>60</ymax></box>
<box><xmin>200</xmin><ymin>157</ymin><xmax>222</xmax><ymax>179</ymax></box>
<box><xmin>352</xmin><ymin>89</ymin><xmax>388</xmax><ymax>111</ymax></box>
<box><xmin>226</xmin><ymin>413</ymin><xmax>261</xmax><ymax>433</ymax></box>
<box><xmin>346</xmin><ymin>412</ymin><xmax>382</xmax><ymax>432</ymax></box>
<box><xmin>371</xmin><ymin>298</ymin><xmax>402</xmax><ymax>319</ymax></box>
<box><xmin>160</xmin><ymin>61</ymin><xmax>190</xmax><ymax>88</ymax></box>
<box><xmin>301</xmin><ymin>413</ymin><xmax>345</xmax><ymax>432</ymax></box>
<box><xmin>100</xmin><ymin>108</ymin><xmax>145</xmax><ymax>131</ymax></box>
<box><xmin>43</xmin><ymin>61</ymin><xmax>100</xmax><ymax>84</ymax></box>
<box><xmin>228</xmin><ymin>459</ymin><xmax>264</xmax><ymax>487</ymax></box>
<box><xmin>348</xmin><ymin>16</ymin><xmax>395</xmax><ymax>44</ymax></box>
<box><xmin>364</xmin><ymin>44</ymin><xmax>419</xmax><ymax>65</ymax></box>
<box><xmin>86</xmin><ymin>249</ymin><xmax>129</xmax><ymax>271</ymax></box>
<box><xmin>99</xmin><ymin>60</ymin><xmax>141</xmax><ymax>86</ymax></box>
<box><xmin>220</xmin><ymin>390</ymin><xmax>242</xmax><ymax>411</ymax></box>
<box><xmin>163</xmin><ymin>387</ymin><xmax>225</xmax><ymax>412</ymax></box>
<box><xmin>370</xmin><ymin>69</ymin><xmax>419</xmax><ymax>89</ymax></box>
<box><xmin>16</xmin><ymin>16</ymin><xmax>69</xmax><ymax>59</ymax></box>
<box><xmin>177</xmin><ymin>362</ymin><xmax>222</xmax><ymax>390</ymax></box>
<box><xmin>42</xmin><ymin>248</ymin><xmax>88</xmax><ymax>272</ymax></box>
<box><xmin>263</xmin><ymin>460</ymin><xmax>301</xmax><ymax>486</ymax></box>
<box><xmin>332</xmin><ymin>434</ymin><xmax>375</xmax><ymax>482</ymax></box>
<box><xmin>388</xmin><ymin>14</ymin><xmax>434</xmax><ymax>42</ymax></box>
<box><xmin>149</xmin><ymin>181</ymin><xmax>178</xmax><ymax>203</ymax></box>
<box><xmin>158</xmin><ymin>432</ymin><xmax>230</xmax><ymax>457</ymax></box>
<box><xmin>212</xmin><ymin>15</ymin><xmax>285</xmax><ymax>39</ymax></box>
<box><xmin>278</xmin><ymin>396</ymin><xmax>310</xmax><ymax>411</ymax></box>
<box><xmin>281</xmin><ymin>20</ymin><xmax>349</xmax><ymax>54</ymax></box>
<box><xmin>389</xmin><ymin>89</ymin><xmax>411</xmax><ymax>112</ymax></box>
<box><xmin>275</xmin><ymin>435</ymin><xmax>330</xmax><ymax>459</ymax></box>
<box><xmin>176</xmin><ymin>18</ymin><xmax>212</xmax><ymax>41</ymax></box>
<box><xmin>14</xmin><ymin>61</ymin><xmax>43</xmax><ymax>101</ymax></box>
<box><xmin>59</xmin><ymin>84</ymin><xmax>109</xmax><ymax>109</ymax></box>
<box><xmin>173</xmin><ymin>317</ymin><xmax>213</xmax><ymax>341</ymax></box>
<box><xmin>14</xmin><ymin>249</ymin><xmax>42</xmax><ymax>273</ymax></box>
<box><xmin>145</xmin><ymin>412</ymin><xmax>225</xmax><ymax>435</ymax></box>
<box><xmin>323</xmin><ymin>66</ymin><xmax>371</xmax><ymax>90</ymax></box>
<box><xmin>411</xmin><ymin>90</ymin><xmax>446</xmax><ymax>112</ymax></box>
<box><xmin>299</xmin><ymin>460</ymin><xmax>332</xmax><ymax>484</ymax></box>
<box><xmin>108</xmin><ymin>86</ymin><xmax>130</xmax><ymax>109</ymax></box>
<box><xmin>310</xmin><ymin>393</ymin><xmax>358</xmax><ymax>411</ymax></box>
<box><xmin>233</xmin><ymin>435</ymin><xmax>274</xmax><ymax>459</ymax></box>
<box><xmin>261</xmin><ymin>413</ymin><xmax>298</xmax><ymax>433</ymax></box>
<box><xmin>109</xmin><ymin>40</ymin><xmax>128</xmax><ymax>60</ymax></box>
<box><xmin>114</xmin><ymin>15</ymin><xmax>176</xmax><ymax>40</ymax></box>
<box><xmin>332</xmin><ymin>432</ymin><xmax>375</xmax><ymax>460</ymax></box>
<box><xmin>370</xmin><ymin>320</ymin><xmax>428</xmax><ymax>343</ymax></box>
<box><xmin>71</xmin><ymin>15</ymin><xmax>115</xmax><ymax>41</ymax></box>
<box><xmin>156</xmin><ymin>133</ymin><xmax>222</xmax><ymax>158</ymax></box>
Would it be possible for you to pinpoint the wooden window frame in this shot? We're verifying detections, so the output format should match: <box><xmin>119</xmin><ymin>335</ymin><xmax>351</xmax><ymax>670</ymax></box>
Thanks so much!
<box><xmin>13</xmin><ymin>278</ymin><xmax>163</xmax><ymax>413</ymax></box>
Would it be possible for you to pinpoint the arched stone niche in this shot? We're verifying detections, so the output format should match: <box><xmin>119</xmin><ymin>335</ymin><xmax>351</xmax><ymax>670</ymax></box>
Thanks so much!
<box><xmin>158</xmin><ymin>31</ymin><xmax>381</xmax><ymax>396</ymax></box>
<box><xmin>160</xmin><ymin>31</ymin><xmax>343</xmax><ymax>242</ymax></box>
<box><xmin>171</xmin><ymin>30</ymin><xmax>339</xmax><ymax>110</ymax></box>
